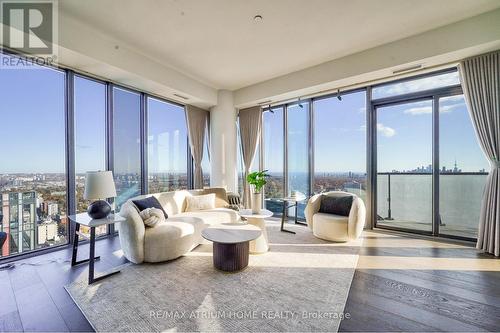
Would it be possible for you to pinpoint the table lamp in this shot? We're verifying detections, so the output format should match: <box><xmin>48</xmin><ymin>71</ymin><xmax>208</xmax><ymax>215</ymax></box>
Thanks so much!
<box><xmin>84</xmin><ymin>171</ymin><xmax>117</xmax><ymax>219</ymax></box>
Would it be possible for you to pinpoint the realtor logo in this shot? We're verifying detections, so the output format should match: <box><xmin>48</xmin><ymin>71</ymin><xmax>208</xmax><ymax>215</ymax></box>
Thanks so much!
<box><xmin>1</xmin><ymin>0</ymin><xmax>57</xmax><ymax>56</ymax></box>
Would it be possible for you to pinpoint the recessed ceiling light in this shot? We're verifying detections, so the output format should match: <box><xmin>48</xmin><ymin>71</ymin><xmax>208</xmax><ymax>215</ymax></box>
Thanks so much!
<box><xmin>253</xmin><ymin>15</ymin><xmax>263</xmax><ymax>22</ymax></box>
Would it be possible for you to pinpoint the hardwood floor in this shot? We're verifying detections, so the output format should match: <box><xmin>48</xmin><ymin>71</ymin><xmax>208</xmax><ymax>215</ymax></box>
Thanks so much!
<box><xmin>0</xmin><ymin>236</ymin><xmax>126</xmax><ymax>332</ymax></box>
<box><xmin>0</xmin><ymin>227</ymin><xmax>499</xmax><ymax>332</ymax></box>
<box><xmin>339</xmin><ymin>230</ymin><xmax>500</xmax><ymax>332</ymax></box>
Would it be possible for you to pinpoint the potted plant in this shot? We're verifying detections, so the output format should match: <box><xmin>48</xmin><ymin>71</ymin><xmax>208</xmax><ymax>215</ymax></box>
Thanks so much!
<box><xmin>246</xmin><ymin>170</ymin><xmax>269</xmax><ymax>214</ymax></box>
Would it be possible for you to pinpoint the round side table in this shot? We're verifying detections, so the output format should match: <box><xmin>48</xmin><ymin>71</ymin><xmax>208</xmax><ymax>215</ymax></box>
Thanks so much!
<box><xmin>239</xmin><ymin>209</ymin><xmax>273</xmax><ymax>254</ymax></box>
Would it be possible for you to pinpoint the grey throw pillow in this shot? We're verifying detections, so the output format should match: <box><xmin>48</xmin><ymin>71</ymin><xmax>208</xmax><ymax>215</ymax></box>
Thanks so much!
<box><xmin>319</xmin><ymin>195</ymin><xmax>353</xmax><ymax>217</ymax></box>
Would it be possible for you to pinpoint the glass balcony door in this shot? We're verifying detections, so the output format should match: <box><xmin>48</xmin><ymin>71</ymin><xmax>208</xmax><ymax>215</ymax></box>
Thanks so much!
<box><xmin>286</xmin><ymin>102</ymin><xmax>310</xmax><ymax>219</ymax></box>
<box><xmin>375</xmin><ymin>99</ymin><xmax>434</xmax><ymax>233</ymax></box>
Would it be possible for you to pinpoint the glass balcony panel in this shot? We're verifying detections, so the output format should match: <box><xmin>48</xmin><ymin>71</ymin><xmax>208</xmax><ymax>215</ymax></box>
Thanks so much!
<box><xmin>376</xmin><ymin>100</ymin><xmax>433</xmax><ymax>232</ymax></box>
<box><xmin>438</xmin><ymin>95</ymin><xmax>489</xmax><ymax>238</ymax></box>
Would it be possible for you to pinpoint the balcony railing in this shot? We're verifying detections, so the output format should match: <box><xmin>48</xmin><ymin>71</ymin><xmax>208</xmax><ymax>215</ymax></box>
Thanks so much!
<box><xmin>377</xmin><ymin>172</ymin><xmax>488</xmax><ymax>238</ymax></box>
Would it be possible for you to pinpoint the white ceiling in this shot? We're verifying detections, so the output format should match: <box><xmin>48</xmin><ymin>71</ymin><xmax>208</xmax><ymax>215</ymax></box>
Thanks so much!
<box><xmin>60</xmin><ymin>0</ymin><xmax>500</xmax><ymax>90</ymax></box>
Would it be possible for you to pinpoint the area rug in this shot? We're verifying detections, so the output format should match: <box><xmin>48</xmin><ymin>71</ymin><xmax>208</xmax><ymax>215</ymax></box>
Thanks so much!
<box><xmin>65</xmin><ymin>220</ymin><xmax>362</xmax><ymax>332</ymax></box>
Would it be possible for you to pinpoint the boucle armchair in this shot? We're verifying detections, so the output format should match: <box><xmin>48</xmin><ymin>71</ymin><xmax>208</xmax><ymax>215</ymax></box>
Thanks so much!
<box><xmin>304</xmin><ymin>191</ymin><xmax>366</xmax><ymax>242</ymax></box>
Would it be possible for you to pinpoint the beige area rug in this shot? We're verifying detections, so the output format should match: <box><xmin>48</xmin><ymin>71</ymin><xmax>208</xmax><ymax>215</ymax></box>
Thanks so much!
<box><xmin>65</xmin><ymin>220</ymin><xmax>362</xmax><ymax>332</ymax></box>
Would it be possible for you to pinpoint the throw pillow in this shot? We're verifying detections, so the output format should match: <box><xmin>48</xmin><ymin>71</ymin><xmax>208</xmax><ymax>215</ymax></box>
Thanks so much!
<box><xmin>202</xmin><ymin>187</ymin><xmax>229</xmax><ymax>207</ymax></box>
<box><xmin>185</xmin><ymin>193</ymin><xmax>216</xmax><ymax>212</ymax></box>
<box><xmin>132</xmin><ymin>196</ymin><xmax>168</xmax><ymax>219</ymax></box>
<box><xmin>319</xmin><ymin>195</ymin><xmax>353</xmax><ymax>217</ymax></box>
<box><xmin>139</xmin><ymin>208</ymin><xmax>165</xmax><ymax>227</ymax></box>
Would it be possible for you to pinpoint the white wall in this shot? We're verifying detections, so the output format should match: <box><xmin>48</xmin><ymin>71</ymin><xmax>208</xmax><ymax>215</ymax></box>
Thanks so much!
<box><xmin>234</xmin><ymin>9</ymin><xmax>500</xmax><ymax>108</ymax></box>
<box><xmin>210</xmin><ymin>90</ymin><xmax>238</xmax><ymax>192</ymax></box>
<box><xmin>56</xmin><ymin>13</ymin><xmax>218</xmax><ymax>108</ymax></box>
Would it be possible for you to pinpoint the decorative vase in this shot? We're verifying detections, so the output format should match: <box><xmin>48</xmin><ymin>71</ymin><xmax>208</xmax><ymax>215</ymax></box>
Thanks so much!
<box><xmin>251</xmin><ymin>192</ymin><xmax>261</xmax><ymax>214</ymax></box>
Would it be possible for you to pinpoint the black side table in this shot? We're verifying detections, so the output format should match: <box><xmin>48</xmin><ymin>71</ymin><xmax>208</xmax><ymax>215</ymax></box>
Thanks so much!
<box><xmin>280</xmin><ymin>195</ymin><xmax>307</xmax><ymax>234</ymax></box>
<box><xmin>68</xmin><ymin>213</ymin><xmax>125</xmax><ymax>284</ymax></box>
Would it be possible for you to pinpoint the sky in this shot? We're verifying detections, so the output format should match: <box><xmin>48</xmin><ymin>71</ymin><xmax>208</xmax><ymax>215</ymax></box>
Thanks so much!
<box><xmin>262</xmin><ymin>71</ymin><xmax>489</xmax><ymax>174</ymax></box>
<box><xmin>0</xmin><ymin>63</ymin><xmax>65</xmax><ymax>173</ymax></box>
<box><xmin>0</xmin><ymin>58</ymin><xmax>489</xmax><ymax>175</ymax></box>
<box><xmin>0</xmin><ymin>56</ymin><xmax>191</xmax><ymax>175</ymax></box>
<box><xmin>147</xmin><ymin>97</ymin><xmax>187</xmax><ymax>174</ymax></box>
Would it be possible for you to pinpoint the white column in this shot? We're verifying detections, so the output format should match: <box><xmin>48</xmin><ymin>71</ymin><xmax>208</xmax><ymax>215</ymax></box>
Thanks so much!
<box><xmin>210</xmin><ymin>90</ymin><xmax>237</xmax><ymax>192</ymax></box>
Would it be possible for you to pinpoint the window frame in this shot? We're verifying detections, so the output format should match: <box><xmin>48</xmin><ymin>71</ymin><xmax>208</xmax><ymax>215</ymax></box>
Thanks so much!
<box><xmin>0</xmin><ymin>50</ymin><xmax>192</xmax><ymax>263</ymax></box>
<box><xmin>257</xmin><ymin>68</ymin><xmax>479</xmax><ymax>242</ymax></box>
<box><xmin>145</xmin><ymin>95</ymin><xmax>191</xmax><ymax>194</ymax></box>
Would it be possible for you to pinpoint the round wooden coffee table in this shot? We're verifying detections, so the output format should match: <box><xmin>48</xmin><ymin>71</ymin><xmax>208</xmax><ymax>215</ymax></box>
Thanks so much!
<box><xmin>202</xmin><ymin>223</ymin><xmax>261</xmax><ymax>272</ymax></box>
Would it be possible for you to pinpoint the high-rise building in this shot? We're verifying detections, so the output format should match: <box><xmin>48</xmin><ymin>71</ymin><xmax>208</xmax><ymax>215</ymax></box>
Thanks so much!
<box><xmin>0</xmin><ymin>191</ymin><xmax>38</xmax><ymax>257</ymax></box>
<box><xmin>40</xmin><ymin>201</ymin><xmax>59</xmax><ymax>217</ymax></box>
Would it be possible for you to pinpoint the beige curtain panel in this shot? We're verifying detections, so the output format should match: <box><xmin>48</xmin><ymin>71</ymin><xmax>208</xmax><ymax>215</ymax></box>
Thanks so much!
<box><xmin>459</xmin><ymin>50</ymin><xmax>500</xmax><ymax>256</ymax></box>
<box><xmin>238</xmin><ymin>106</ymin><xmax>262</xmax><ymax>208</ymax></box>
<box><xmin>186</xmin><ymin>105</ymin><xmax>209</xmax><ymax>189</ymax></box>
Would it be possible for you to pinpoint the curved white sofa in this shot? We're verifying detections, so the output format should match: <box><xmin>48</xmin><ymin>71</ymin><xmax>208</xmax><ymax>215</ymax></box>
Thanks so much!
<box><xmin>305</xmin><ymin>191</ymin><xmax>366</xmax><ymax>242</ymax></box>
<box><xmin>118</xmin><ymin>188</ymin><xmax>239</xmax><ymax>263</ymax></box>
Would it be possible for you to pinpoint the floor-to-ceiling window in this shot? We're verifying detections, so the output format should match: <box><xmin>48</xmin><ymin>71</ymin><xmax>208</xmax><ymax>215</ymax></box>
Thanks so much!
<box><xmin>287</xmin><ymin>101</ymin><xmax>310</xmax><ymax>218</ymax></box>
<box><xmin>376</xmin><ymin>99</ymin><xmax>434</xmax><ymax>232</ymax></box>
<box><xmin>0</xmin><ymin>56</ymin><xmax>67</xmax><ymax>258</ymax></box>
<box><xmin>438</xmin><ymin>94</ymin><xmax>489</xmax><ymax>238</ymax></box>
<box><xmin>263</xmin><ymin>107</ymin><xmax>284</xmax><ymax>214</ymax></box>
<box><xmin>313</xmin><ymin>91</ymin><xmax>367</xmax><ymax>202</ymax></box>
<box><xmin>147</xmin><ymin>97</ymin><xmax>188</xmax><ymax>193</ymax></box>
<box><xmin>74</xmin><ymin>76</ymin><xmax>107</xmax><ymax>236</ymax></box>
<box><xmin>0</xmin><ymin>52</ymin><xmax>191</xmax><ymax>260</ymax></box>
<box><xmin>372</xmin><ymin>69</ymin><xmax>487</xmax><ymax>239</ymax></box>
<box><xmin>112</xmin><ymin>87</ymin><xmax>142</xmax><ymax>210</ymax></box>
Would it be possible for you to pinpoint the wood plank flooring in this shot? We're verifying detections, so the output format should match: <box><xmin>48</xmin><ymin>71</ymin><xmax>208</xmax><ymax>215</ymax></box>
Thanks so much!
<box><xmin>0</xmin><ymin>236</ymin><xmax>126</xmax><ymax>332</ymax></box>
<box><xmin>339</xmin><ymin>230</ymin><xmax>500</xmax><ymax>332</ymax></box>
<box><xmin>0</xmin><ymin>225</ymin><xmax>499</xmax><ymax>332</ymax></box>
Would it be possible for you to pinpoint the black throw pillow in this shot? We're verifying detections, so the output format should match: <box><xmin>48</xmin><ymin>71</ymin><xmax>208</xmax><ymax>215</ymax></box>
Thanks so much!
<box><xmin>319</xmin><ymin>195</ymin><xmax>353</xmax><ymax>217</ymax></box>
<box><xmin>132</xmin><ymin>196</ymin><xmax>168</xmax><ymax>219</ymax></box>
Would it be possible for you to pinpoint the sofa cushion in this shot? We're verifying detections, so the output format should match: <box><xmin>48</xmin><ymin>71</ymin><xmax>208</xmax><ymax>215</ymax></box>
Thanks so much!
<box><xmin>132</xmin><ymin>196</ymin><xmax>168</xmax><ymax>219</ymax></box>
<box><xmin>143</xmin><ymin>220</ymin><xmax>201</xmax><ymax>262</ymax></box>
<box><xmin>313</xmin><ymin>213</ymin><xmax>349</xmax><ymax>242</ymax></box>
<box><xmin>175</xmin><ymin>208</ymin><xmax>239</xmax><ymax>226</ymax></box>
<box><xmin>319</xmin><ymin>195</ymin><xmax>353</xmax><ymax>217</ymax></box>
<box><xmin>185</xmin><ymin>193</ymin><xmax>216</xmax><ymax>212</ymax></box>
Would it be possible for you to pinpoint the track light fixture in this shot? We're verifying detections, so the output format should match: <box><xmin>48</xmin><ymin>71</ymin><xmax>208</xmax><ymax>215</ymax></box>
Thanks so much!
<box><xmin>298</xmin><ymin>97</ymin><xmax>304</xmax><ymax>108</ymax></box>
<box><xmin>268</xmin><ymin>104</ymin><xmax>274</xmax><ymax>113</ymax></box>
<box><xmin>337</xmin><ymin>89</ymin><xmax>342</xmax><ymax>101</ymax></box>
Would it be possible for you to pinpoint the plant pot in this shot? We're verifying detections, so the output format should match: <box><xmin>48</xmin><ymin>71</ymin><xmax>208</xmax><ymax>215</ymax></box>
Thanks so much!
<box><xmin>251</xmin><ymin>192</ymin><xmax>261</xmax><ymax>214</ymax></box>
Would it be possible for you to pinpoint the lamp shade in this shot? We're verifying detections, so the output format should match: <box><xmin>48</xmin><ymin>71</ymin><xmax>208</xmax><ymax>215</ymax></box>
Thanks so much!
<box><xmin>84</xmin><ymin>171</ymin><xmax>117</xmax><ymax>200</ymax></box>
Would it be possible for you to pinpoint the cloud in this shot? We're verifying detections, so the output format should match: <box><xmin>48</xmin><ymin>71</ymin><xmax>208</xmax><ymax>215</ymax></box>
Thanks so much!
<box><xmin>377</xmin><ymin>123</ymin><xmax>396</xmax><ymax>137</ymax></box>
<box><xmin>441</xmin><ymin>95</ymin><xmax>465</xmax><ymax>103</ymax></box>
<box><xmin>403</xmin><ymin>103</ymin><xmax>463</xmax><ymax>115</ymax></box>
<box><xmin>374</xmin><ymin>71</ymin><xmax>460</xmax><ymax>97</ymax></box>
<box><xmin>440</xmin><ymin>103</ymin><xmax>462</xmax><ymax>113</ymax></box>
<box><xmin>404</xmin><ymin>106</ymin><xmax>432</xmax><ymax>115</ymax></box>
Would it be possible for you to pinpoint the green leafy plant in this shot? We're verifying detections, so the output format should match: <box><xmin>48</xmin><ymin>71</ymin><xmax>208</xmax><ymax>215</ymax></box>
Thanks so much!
<box><xmin>246</xmin><ymin>170</ymin><xmax>269</xmax><ymax>194</ymax></box>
